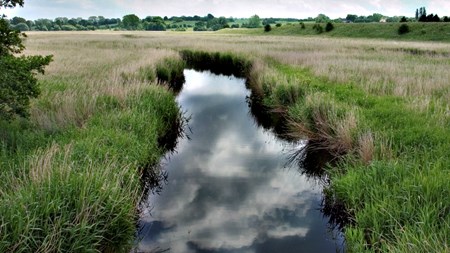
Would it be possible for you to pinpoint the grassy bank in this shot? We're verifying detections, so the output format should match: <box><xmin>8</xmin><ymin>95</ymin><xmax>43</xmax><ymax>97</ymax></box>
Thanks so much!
<box><xmin>221</xmin><ymin>22</ymin><xmax>450</xmax><ymax>42</ymax></box>
<box><xmin>175</xmin><ymin>48</ymin><xmax>449</xmax><ymax>251</ymax></box>
<box><xmin>2</xmin><ymin>32</ymin><xmax>449</xmax><ymax>252</ymax></box>
<box><xmin>257</xmin><ymin>62</ymin><xmax>449</xmax><ymax>252</ymax></box>
<box><xmin>0</xmin><ymin>34</ymin><xmax>183</xmax><ymax>252</ymax></box>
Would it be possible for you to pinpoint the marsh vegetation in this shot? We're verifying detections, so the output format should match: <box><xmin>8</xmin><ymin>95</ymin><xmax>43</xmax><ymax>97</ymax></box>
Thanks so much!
<box><xmin>0</xmin><ymin>31</ymin><xmax>449</xmax><ymax>252</ymax></box>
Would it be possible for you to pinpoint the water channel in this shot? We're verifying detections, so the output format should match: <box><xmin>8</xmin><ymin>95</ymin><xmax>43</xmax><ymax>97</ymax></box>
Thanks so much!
<box><xmin>136</xmin><ymin>69</ymin><xmax>343</xmax><ymax>252</ymax></box>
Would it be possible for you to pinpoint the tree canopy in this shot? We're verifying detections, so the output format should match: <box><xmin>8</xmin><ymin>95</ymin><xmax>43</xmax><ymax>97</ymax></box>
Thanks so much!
<box><xmin>122</xmin><ymin>14</ymin><xmax>140</xmax><ymax>30</ymax></box>
<box><xmin>0</xmin><ymin>0</ymin><xmax>52</xmax><ymax>120</ymax></box>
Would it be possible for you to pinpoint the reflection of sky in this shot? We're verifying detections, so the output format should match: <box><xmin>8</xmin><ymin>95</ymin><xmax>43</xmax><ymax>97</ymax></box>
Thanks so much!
<box><xmin>136</xmin><ymin>70</ymin><xmax>340</xmax><ymax>253</ymax></box>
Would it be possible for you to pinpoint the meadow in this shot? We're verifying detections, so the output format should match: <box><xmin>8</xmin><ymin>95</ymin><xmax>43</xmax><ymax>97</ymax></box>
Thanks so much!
<box><xmin>0</xmin><ymin>30</ymin><xmax>449</xmax><ymax>252</ymax></box>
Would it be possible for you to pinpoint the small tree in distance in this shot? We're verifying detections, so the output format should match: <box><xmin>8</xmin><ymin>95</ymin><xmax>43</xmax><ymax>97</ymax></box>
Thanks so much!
<box><xmin>325</xmin><ymin>22</ymin><xmax>334</xmax><ymax>32</ymax></box>
<box><xmin>264</xmin><ymin>24</ymin><xmax>271</xmax><ymax>32</ymax></box>
<box><xmin>248</xmin><ymin>15</ymin><xmax>261</xmax><ymax>28</ymax></box>
<box><xmin>398</xmin><ymin>24</ymin><xmax>410</xmax><ymax>35</ymax></box>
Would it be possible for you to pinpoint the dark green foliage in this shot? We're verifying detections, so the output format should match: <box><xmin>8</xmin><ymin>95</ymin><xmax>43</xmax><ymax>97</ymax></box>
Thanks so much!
<box><xmin>346</xmin><ymin>14</ymin><xmax>357</xmax><ymax>22</ymax></box>
<box><xmin>400</xmin><ymin>16</ymin><xmax>407</xmax><ymax>22</ymax></box>
<box><xmin>122</xmin><ymin>14</ymin><xmax>140</xmax><ymax>30</ymax></box>
<box><xmin>0</xmin><ymin>0</ymin><xmax>24</xmax><ymax>8</ymax></box>
<box><xmin>156</xmin><ymin>58</ymin><xmax>186</xmax><ymax>91</ymax></box>
<box><xmin>0</xmin><ymin>18</ymin><xmax>24</xmax><ymax>55</ymax></box>
<box><xmin>144</xmin><ymin>21</ymin><xmax>165</xmax><ymax>31</ymax></box>
<box><xmin>180</xmin><ymin>50</ymin><xmax>252</xmax><ymax>78</ymax></box>
<box><xmin>325</xmin><ymin>22</ymin><xmax>334</xmax><ymax>32</ymax></box>
<box><xmin>398</xmin><ymin>24</ymin><xmax>410</xmax><ymax>35</ymax></box>
<box><xmin>300</xmin><ymin>22</ymin><xmax>305</xmax><ymax>29</ymax></box>
<box><xmin>275</xmin><ymin>23</ymin><xmax>282</xmax><ymax>27</ymax></box>
<box><xmin>313</xmin><ymin>24</ymin><xmax>323</xmax><ymax>34</ymax></box>
<box><xmin>0</xmin><ymin>2</ymin><xmax>52</xmax><ymax>120</ymax></box>
<box><xmin>264</xmin><ymin>24</ymin><xmax>271</xmax><ymax>32</ymax></box>
<box><xmin>0</xmin><ymin>55</ymin><xmax>52</xmax><ymax>120</ymax></box>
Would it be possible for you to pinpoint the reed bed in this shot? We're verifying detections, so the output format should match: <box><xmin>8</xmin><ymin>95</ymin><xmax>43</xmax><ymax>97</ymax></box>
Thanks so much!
<box><xmin>0</xmin><ymin>31</ymin><xmax>448</xmax><ymax>252</ymax></box>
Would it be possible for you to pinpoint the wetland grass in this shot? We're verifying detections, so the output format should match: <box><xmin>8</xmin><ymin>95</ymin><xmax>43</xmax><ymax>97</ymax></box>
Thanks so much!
<box><xmin>1</xmin><ymin>31</ymin><xmax>448</xmax><ymax>252</ymax></box>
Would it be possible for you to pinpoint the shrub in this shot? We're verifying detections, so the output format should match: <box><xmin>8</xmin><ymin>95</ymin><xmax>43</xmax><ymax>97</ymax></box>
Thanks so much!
<box><xmin>275</xmin><ymin>23</ymin><xmax>282</xmax><ymax>27</ymax></box>
<box><xmin>300</xmin><ymin>22</ymin><xmax>306</xmax><ymax>29</ymax></box>
<box><xmin>264</xmin><ymin>24</ymin><xmax>271</xmax><ymax>32</ymax></box>
<box><xmin>325</xmin><ymin>22</ymin><xmax>334</xmax><ymax>32</ymax></box>
<box><xmin>398</xmin><ymin>24</ymin><xmax>410</xmax><ymax>35</ymax></box>
<box><xmin>313</xmin><ymin>24</ymin><xmax>323</xmax><ymax>34</ymax></box>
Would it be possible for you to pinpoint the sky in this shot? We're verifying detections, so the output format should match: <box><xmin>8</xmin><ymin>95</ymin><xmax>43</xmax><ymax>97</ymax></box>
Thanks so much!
<box><xmin>2</xmin><ymin>0</ymin><xmax>450</xmax><ymax>20</ymax></box>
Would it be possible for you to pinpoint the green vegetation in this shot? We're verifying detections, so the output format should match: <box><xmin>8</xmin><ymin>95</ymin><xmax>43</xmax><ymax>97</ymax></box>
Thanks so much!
<box><xmin>1</xmin><ymin>22</ymin><xmax>449</xmax><ymax>251</ymax></box>
<box><xmin>176</xmin><ymin>48</ymin><xmax>449</xmax><ymax>252</ymax></box>
<box><xmin>0</xmin><ymin>29</ymin><xmax>183</xmax><ymax>251</ymax></box>
<box><xmin>0</xmin><ymin>1</ymin><xmax>52</xmax><ymax>120</ymax></box>
<box><xmin>398</xmin><ymin>23</ymin><xmax>410</xmax><ymax>35</ymax></box>
<box><xmin>222</xmin><ymin>22</ymin><xmax>450</xmax><ymax>42</ymax></box>
<box><xmin>253</xmin><ymin>62</ymin><xmax>449</xmax><ymax>253</ymax></box>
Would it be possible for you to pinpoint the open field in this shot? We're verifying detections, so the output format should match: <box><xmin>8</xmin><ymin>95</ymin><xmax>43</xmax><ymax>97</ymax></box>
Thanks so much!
<box><xmin>1</xmin><ymin>31</ymin><xmax>449</xmax><ymax>252</ymax></box>
<box><xmin>222</xmin><ymin>22</ymin><xmax>450</xmax><ymax>42</ymax></box>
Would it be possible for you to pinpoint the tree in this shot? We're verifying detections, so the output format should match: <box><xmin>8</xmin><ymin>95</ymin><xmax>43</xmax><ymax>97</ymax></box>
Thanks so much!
<box><xmin>400</xmin><ymin>16</ymin><xmax>407</xmax><ymax>22</ymax></box>
<box><xmin>0</xmin><ymin>0</ymin><xmax>52</xmax><ymax>120</ymax></box>
<box><xmin>315</xmin><ymin>14</ymin><xmax>330</xmax><ymax>23</ymax></box>
<box><xmin>346</xmin><ymin>14</ymin><xmax>357</xmax><ymax>22</ymax></box>
<box><xmin>10</xmin><ymin>16</ymin><xmax>25</xmax><ymax>25</ymax></box>
<box><xmin>264</xmin><ymin>24</ymin><xmax>271</xmax><ymax>32</ymax></box>
<box><xmin>415</xmin><ymin>9</ymin><xmax>419</xmax><ymax>20</ymax></box>
<box><xmin>13</xmin><ymin>22</ymin><xmax>28</xmax><ymax>31</ymax></box>
<box><xmin>122</xmin><ymin>14</ymin><xmax>140</xmax><ymax>30</ymax></box>
<box><xmin>248</xmin><ymin>15</ymin><xmax>261</xmax><ymax>28</ymax></box>
<box><xmin>371</xmin><ymin>13</ymin><xmax>383</xmax><ymax>22</ymax></box>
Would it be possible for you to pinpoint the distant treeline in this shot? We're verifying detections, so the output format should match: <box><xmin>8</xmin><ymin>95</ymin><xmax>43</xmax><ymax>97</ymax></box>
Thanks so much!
<box><xmin>7</xmin><ymin>10</ymin><xmax>449</xmax><ymax>32</ymax></box>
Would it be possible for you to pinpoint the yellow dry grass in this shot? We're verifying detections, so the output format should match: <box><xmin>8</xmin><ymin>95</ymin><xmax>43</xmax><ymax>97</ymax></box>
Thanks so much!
<box><xmin>23</xmin><ymin>31</ymin><xmax>450</xmax><ymax>150</ymax></box>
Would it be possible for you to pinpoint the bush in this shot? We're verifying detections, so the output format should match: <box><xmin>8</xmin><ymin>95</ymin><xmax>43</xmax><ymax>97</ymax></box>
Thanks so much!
<box><xmin>300</xmin><ymin>22</ymin><xmax>306</xmax><ymax>29</ymax></box>
<box><xmin>275</xmin><ymin>23</ymin><xmax>282</xmax><ymax>27</ymax></box>
<box><xmin>398</xmin><ymin>24</ymin><xmax>410</xmax><ymax>35</ymax></box>
<box><xmin>313</xmin><ymin>24</ymin><xmax>323</xmax><ymax>34</ymax></box>
<box><xmin>264</xmin><ymin>24</ymin><xmax>271</xmax><ymax>32</ymax></box>
<box><xmin>325</xmin><ymin>22</ymin><xmax>334</xmax><ymax>32</ymax></box>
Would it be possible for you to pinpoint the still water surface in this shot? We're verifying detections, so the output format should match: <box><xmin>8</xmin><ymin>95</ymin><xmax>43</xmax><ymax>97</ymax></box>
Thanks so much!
<box><xmin>136</xmin><ymin>70</ymin><xmax>342</xmax><ymax>252</ymax></box>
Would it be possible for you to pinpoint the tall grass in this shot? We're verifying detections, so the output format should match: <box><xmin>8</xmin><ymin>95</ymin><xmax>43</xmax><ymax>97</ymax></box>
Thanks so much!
<box><xmin>1</xmin><ymin>31</ymin><xmax>449</xmax><ymax>252</ymax></box>
<box><xmin>0</xmin><ymin>32</ymin><xmax>183</xmax><ymax>252</ymax></box>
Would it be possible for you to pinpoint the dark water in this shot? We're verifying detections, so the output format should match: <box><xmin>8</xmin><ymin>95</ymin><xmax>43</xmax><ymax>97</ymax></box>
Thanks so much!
<box><xmin>136</xmin><ymin>70</ymin><xmax>343</xmax><ymax>253</ymax></box>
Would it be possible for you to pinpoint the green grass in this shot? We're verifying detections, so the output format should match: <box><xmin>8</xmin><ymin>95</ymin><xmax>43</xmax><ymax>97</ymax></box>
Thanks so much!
<box><xmin>260</xmin><ymin>62</ymin><xmax>450</xmax><ymax>252</ymax></box>
<box><xmin>0</xmin><ymin>71</ymin><xmax>182</xmax><ymax>251</ymax></box>
<box><xmin>221</xmin><ymin>22</ymin><xmax>450</xmax><ymax>42</ymax></box>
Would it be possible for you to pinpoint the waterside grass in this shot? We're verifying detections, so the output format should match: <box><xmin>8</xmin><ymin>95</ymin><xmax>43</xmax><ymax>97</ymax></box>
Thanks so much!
<box><xmin>1</xmin><ymin>31</ymin><xmax>449</xmax><ymax>252</ymax></box>
<box><xmin>0</xmin><ymin>33</ymin><xmax>183</xmax><ymax>252</ymax></box>
<box><xmin>178</xmin><ymin>48</ymin><xmax>449</xmax><ymax>252</ymax></box>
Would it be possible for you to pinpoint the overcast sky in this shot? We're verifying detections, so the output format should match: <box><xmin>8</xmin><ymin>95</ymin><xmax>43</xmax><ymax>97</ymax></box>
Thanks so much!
<box><xmin>2</xmin><ymin>0</ymin><xmax>450</xmax><ymax>20</ymax></box>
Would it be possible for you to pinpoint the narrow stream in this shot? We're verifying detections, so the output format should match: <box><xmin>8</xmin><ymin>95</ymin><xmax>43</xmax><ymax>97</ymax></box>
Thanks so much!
<box><xmin>136</xmin><ymin>70</ymin><xmax>343</xmax><ymax>253</ymax></box>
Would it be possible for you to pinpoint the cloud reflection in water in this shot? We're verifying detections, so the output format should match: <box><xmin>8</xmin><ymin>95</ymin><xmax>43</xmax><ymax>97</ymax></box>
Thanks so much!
<box><xmin>137</xmin><ymin>70</ymin><xmax>339</xmax><ymax>253</ymax></box>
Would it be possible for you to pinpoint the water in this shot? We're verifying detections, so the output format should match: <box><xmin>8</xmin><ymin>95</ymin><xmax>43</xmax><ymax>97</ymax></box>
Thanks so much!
<box><xmin>136</xmin><ymin>70</ymin><xmax>342</xmax><ymax>253</ymax></box>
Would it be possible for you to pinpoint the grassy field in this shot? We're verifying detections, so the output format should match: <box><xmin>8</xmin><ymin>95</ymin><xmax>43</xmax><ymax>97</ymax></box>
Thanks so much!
<box><xmin>0</xmin><ymin>32</ymin><xmax>183</xmax><ymax>252</ymax></box>
<box><xmin>1</xmin><ymin>31</ymin><xmax>449</xmax><ymax>252</ymax></box>
<box><xmin>221</xmin><ymin>22</ymin><xmax>450</xmax><ymax>42</ymax></box>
